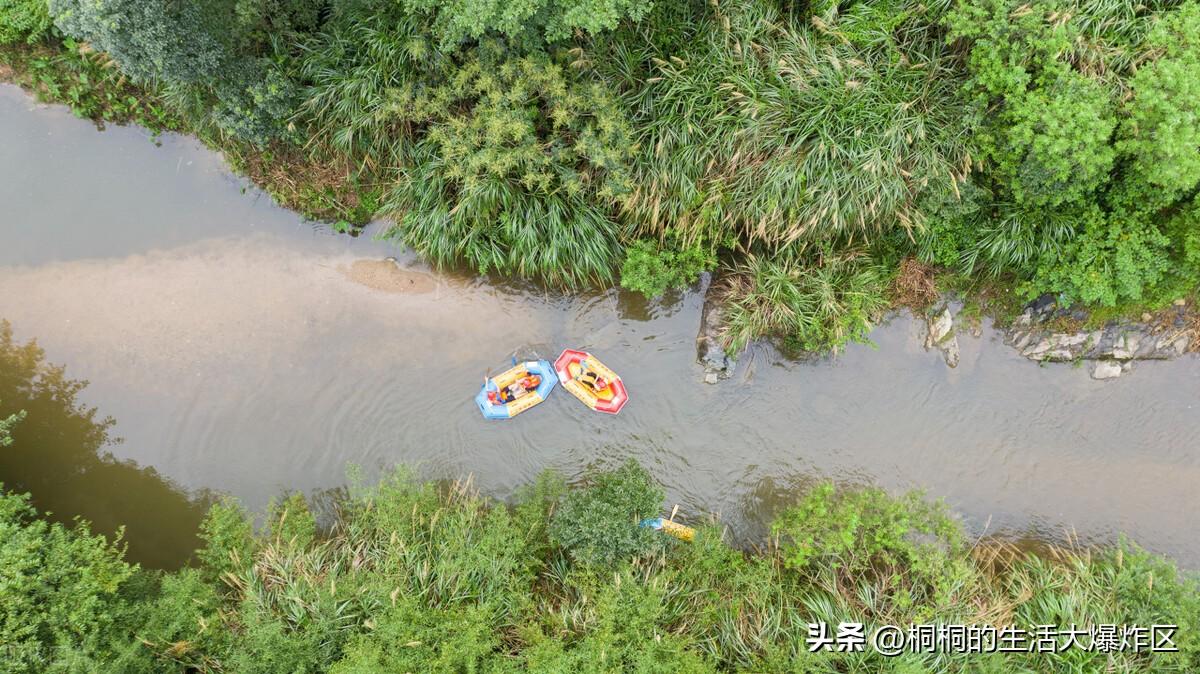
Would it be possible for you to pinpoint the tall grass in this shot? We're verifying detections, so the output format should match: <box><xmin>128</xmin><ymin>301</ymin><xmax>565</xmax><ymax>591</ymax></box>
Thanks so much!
<box><xmin>4</xmin><ymin>463</ymin><xmax>1197</xmax><ymax>671</ymax></box>
<box><xmin>601</xmin><ymin>0</ymin><xmax>971</xmax><ymax>250</ymax></box>
<box><xmin>719</xmin><ymin>247</ymin><xmax>891</xmax><ymax>354</ymax></box>
<box><xmin>297</xmin><ymin>3</ymin><xmax>446</xmax><ymax>169</ymax></box>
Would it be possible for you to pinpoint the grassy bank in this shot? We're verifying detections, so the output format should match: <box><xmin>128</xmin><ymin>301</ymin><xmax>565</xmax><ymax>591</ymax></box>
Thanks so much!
<box><xmin>2</xmin><ymin>0</ymin><xmax>1199</xmax><ymax>354</ymax></box>
<box><xmin>1</xmin><ymin>442</ymin><xmax>1197</xmax><ymax>672</ymax></box>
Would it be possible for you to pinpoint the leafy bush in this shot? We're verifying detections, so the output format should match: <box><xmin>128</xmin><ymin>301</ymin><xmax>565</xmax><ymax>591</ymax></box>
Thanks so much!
<box><xmin>548</xmin><ymin>460</ymin><xmax>664</xmax><ymax>567</ymax></box>
<box><xmin>47</xmin><ymin>0</ymin><xmax>320</xmax><ymax>145</ymax></box>
<box><xmin>0</xmin><ymin>0</ymin><xmax>52</xmax><ymax>44</ymax></box>
<box><xmin>397</xmin><ymin>0</ymin><xmax>655</xmax><ymax>50</ymax></box>
<box><xmin>720</xmin><ymin>249</ymin><xmax>890</xmax><ymax>353</ymax></box>
<box><xmin>383</xmin><ymin>44</ymin><xmax>636</xmax><ymax>288</ymax></box>
<box><xmin>0</xmin><ymin>490</ymin><xmax>136</xmax><ymax>671</ymax></box>
<box><xmin>620</xmin><ymin>235</ymin><xmax>715</xmax><ymax>299</ymax></box>
<box><xmin>978</xmin><ymin>73</ymin><xmax>1116</xmax><ymax>210</ymax></box>
<box><xmin>1116</xmin><ymin>2</ymin><xmax>1200</xmax><ymax>198</ymax></box>
<box><xmin>772</xmin><ymin>482</ymin><xmax>972</xmax><ymax>617</ymax></box>
<box><xmin>196</xmin><ymin>497</ymin><xmax>255</xmax><ymax>581</ymax></box>
<box><xmin>1030</xmin><ymin>208</ymin><xmax>1172</xmax><ymax>307</ymax></box>
<box><xmin>49</xmin><ymin>0</ymin><xmax>231</xmax><ymax>85</ymax></box>
<box><xmin>943</xmin><ymin>0</ymin><xmax>1200</xmax><ymax>304</ymax></box>
<box><xmin>298</xmin><ymin>2</ymin><xmax>448</xmax><ymax>166</ymax></box>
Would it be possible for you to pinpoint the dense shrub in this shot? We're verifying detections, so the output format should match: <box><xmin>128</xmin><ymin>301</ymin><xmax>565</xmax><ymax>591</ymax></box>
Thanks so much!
<box><xmin>940</xmin><ymin>0</ymin><xmax>1200</xmax><ymax>307</ymax></box>
<box><xmin>382</xmin><ymin>44</ymin><xmax>636</xmax><ymax>288</ymax></box>
<box><xmin>47</xmin><ymin>0</ymin><xmax>319</xmax><ymax>145</ymax></box>
<box><xmin>0</xmin><ymin>490</ymin><xmax>136</xmax><ymax>671</ymax></box>
<box><xmin>620</xmin><ymin>235</ymin><xmax>716</xmax><ymax>299</ymax></box>
<box><xmin>1116</xmin><ymin>2</ymin><xmax>1200</xmax><ymax>199</ymax></box>
<box><xmin>773</xmin><ymin>483</ymin><xmax>973</xmax><ymax>618</ymax></box>
<box><xmin>1029</xmin><ymin>207</ymin><xmax>1173</xmax><ymax>307</ymax></box>
<box><xmin>548</xmin><ymin>460</ymin><xmax>664</xmax><ymax>567</ymax></box>
<box><xmin>49</xmin><ymin>0</ymin><xmax>231</xmax><ymax>85</ymax></box>
<box><xmin>298</xmin><ymin>2</ymin><xmax>448</xmax><ymax>166</ymax></box>
<box><xmin>0</xmin><ymin>0</ymin><xmax>52</xmax><ymax>45</ymax></box>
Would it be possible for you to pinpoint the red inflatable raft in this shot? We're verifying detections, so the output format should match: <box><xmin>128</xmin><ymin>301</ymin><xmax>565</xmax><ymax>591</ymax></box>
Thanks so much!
<box><xmin>554</xmin><ymin>349</ymin><xmax>628</xmax><ymax>415</ymax></box>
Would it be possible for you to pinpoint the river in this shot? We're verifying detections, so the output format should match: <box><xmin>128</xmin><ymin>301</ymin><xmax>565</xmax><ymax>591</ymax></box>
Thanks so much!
<box><xmin>2</xmin><ymin>84</ymin><xmax>1198</xmax><ymax>568</ymax></box>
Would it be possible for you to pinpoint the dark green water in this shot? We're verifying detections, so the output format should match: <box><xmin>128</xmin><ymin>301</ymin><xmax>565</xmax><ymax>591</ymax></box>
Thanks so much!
<box><xmin>2</xmin><ymin>84</ymin><xmax>1199</xmax><ymax>568</ymax></box>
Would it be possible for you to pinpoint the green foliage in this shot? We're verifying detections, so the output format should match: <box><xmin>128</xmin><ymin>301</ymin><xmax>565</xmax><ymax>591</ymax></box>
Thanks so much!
<box><xmin>941</xmin><ymin>0</ymin><xmax>1200</xmax><ymax>307</ymax></box>
<box><xmin>331</xmin><ymin>599</ymin><xmax>501</xmax><ymax>673</ymax></box>
<box><xmin>1117</xmin><ymin>2</ymin><xmax>1200</xmax><ymax>197</ymax></box>
<box><xmin>1030</xmin><ymin>207</ymin><xmax>1173</xmax><ymax>307</ymax></box>
<box><xmin>49</xmin><ymin>0</ymin><xmax>231</xmax><ymax>85</ymax></box>
<box><xmin>0</xmin><ymin>407</ymin><xmax>22</xmax><ymax>447</ymax></box>
<box><xmin>721</xmin><ymin>249</ymin><xmax>890</xmax><ymax>353</ymax></box>
<box><xmin>196</xmin><ymin>497</ymin><xmax>255</xmax><ymax>581</ymax></box>
<box><xmin>0</xmin><ymin>0</ymin><xmax>52</xmax><ymax>45</ymax></box>
<box><xmin>773</xmin><ymin>482</ymin><xmax>972</xmax><ymax>617</ymax></box>
<box><xmin>46</xmin><ymin>0</ymin><xmax>318</xmax><ymax>145</ymax></box>
<box><xmin>0</xmin><ymin>489</ymin><xmax>136</xmax><ymax>671</ymax></box>
<box><xmin>298</xmin><ymin>2</ymin><xmax>447</xmax><ymax>166</ymax></box>
<box><xmin>948</xmin><ymin>0</ymin><xmax>1120</xmax><ymax>211</ymax></box>
<box><xmin>266</xmin><ymin>491</ymin><xmax>317</xmax><ymax>549</ymax></box>
<box><xmin>1169</xmin><ymin>197</ymin><xmax>1200</xmax><ymax>270</ymax></box>
<box><xmin>614</xmin><ymin>0</ymin><xmax>969</xmax><ymax>250</ymax></box>
<box><xmin>548</xmin><ymin>460</ymin><xmax>664</xmax><ymax>568</ymax></box>
<box><xmin>620</xmin><ymin>235</ymin><xmax>715</xmax><ymax>298</ymax></box>
<box><xmin>3</xmin><ymin>461</ymin><xmax>1200</xmax><ymax>672</ymax></box>
<box><xmin>383</xmin><ymin>44</ymin><xmax>635</xmax><ymax>288</ymax></box>
<box><xmin>522</xmin><ymin>563</ymin><xmax>714</xmax><ymax>672</ymax></box>
<box><xmin>397</xmin><ymin>0</ymin><xmax>655</xmax><ymax>50</ymax></box>
<box><xmin>982</xmin><ymin>74</ymin><xmax>1116</xmax><ymax>210</ymax></box>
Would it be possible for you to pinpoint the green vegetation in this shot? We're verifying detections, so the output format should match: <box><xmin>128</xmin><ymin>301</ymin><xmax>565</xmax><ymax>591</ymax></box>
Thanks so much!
<box><xmin>620</xmin><ymin>235</ymin><xmax>716</xmax><ymax>298</ymax></box>
<box><xmin>1</xmin><ymin>0</ymin><xmax>1198</xmax><ymax>353</ymax></box>
<box><xmin>0</xmin><ymin>0</ymin><xmax>49</xmax><ymax>44</ymax></box>
<box><xmin>0</xmin><ymin>458</ymin><xmax>1196</xmax><ymax>672</ymax></box>
<box><xmin>720</xmin><ymin>249</ymin><xmax>891</xmax><ymax>353</ymax></box>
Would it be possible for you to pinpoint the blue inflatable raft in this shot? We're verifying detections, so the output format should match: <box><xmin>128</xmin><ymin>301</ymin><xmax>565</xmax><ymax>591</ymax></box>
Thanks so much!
<box><xmin>476</xmin><ymin>360</ymin><xmax>558</xmax><ymax>419</ymax></box>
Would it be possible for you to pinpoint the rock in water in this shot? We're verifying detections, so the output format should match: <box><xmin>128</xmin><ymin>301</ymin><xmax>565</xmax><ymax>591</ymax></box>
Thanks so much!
<box><xmin>1091</xmin><ymin>361</ymin><xmax>1123</xmax><ymax>380</ymax></box>
<box><xmin>696</xmin><ymin>272</ymin><xmax>736</xmax><ymax>383</ymax></box>
<box><xmin>942</xmin><ymin>337</ymin><xmax>961</xmax><ymax>368</ymax></box>
<box><xmin>926</xmin><ymin>308</ymin><xmax>954</xmax><ymax>347</ymax></box>
<box><xmin>924</xmin><ymin>306</ymin><xmax>959</xmax><ymax>367</ymax></box>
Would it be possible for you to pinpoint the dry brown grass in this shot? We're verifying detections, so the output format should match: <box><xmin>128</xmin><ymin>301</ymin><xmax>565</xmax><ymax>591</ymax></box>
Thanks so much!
<box><xmin>224</xmin><ymin>143</ymin><xmax>375</xmax><ymax>223</ymax></box>
<box><xmin>890</xmin><ymin>257</ymin><xmax>940</xmax><ymax>310</ymax></box>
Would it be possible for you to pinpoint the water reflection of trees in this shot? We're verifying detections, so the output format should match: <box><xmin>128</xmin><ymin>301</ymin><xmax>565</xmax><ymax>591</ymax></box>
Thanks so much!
<box><xmin>0</xmin><ymin>320</ymin><xmax>212</xmax><ymax>569</ymax></box>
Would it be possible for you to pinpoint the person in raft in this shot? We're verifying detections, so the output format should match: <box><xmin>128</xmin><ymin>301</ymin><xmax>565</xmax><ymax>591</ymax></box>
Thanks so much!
<box><xmin>577</xmin><ymin>361</ymin><xmax>608</xmax><ymax>392</ymax></box>
<box><xmin>489</xmin><ymin>373</ymin><xmax>541</xmax><ymax>405</ymax></box>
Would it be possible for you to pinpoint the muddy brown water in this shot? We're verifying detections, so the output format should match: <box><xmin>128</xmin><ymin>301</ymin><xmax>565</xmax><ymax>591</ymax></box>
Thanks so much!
<box><xmin>2</xmin><ymin>84</ymin><xmax>1199</xmax><ymax>569</ymax></box>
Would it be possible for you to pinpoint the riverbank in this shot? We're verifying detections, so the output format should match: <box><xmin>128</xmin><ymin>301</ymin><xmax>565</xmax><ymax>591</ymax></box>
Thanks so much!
<box><xmin>5</xmin><ymin>40</ymin><xmax>1195</xmax><ymax>380</ymax></box>
<box><xmin>2</xmin><ymin>457</ymin><xmax>1197</xmax><ymax>672</ymax></box>
<box><xmin>4</xmin><ymin>0</ymin><xmax>1199</xmax><ymax>359</ymax></box>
